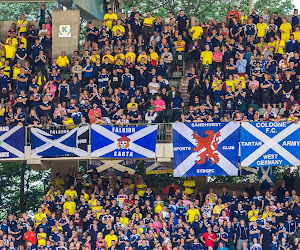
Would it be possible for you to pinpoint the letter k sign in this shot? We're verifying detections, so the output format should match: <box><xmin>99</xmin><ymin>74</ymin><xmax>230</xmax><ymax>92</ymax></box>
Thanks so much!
<box><xmin>59</xmin><ymin>25</ymin><xmax>71</xmax><ymax>37</ymax></box>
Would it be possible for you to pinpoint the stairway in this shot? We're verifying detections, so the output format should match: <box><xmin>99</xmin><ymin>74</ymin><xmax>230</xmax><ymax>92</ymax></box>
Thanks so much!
<box><xmin>179</xmin><ymin>67</ymin><xmax>193</xmax><ymax>111</ymax></box>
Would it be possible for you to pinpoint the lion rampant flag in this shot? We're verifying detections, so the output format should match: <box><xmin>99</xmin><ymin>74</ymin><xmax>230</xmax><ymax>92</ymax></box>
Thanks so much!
<box><xmin>173</xmin><ymin>122</ymin><xmax>240</xmax><ymax>177</ymax></box>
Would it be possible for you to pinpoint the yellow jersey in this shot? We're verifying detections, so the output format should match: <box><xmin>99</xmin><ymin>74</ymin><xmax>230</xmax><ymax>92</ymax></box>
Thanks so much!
<box><xmin>57</xmin><ymin>56</ymin><xmax>70</xmax><ymax>67</ymax></box>
<box><xmin>102</xmin><ymin>54</ymin><xmax>114</xmax><ymax>64</ymax></box>
<box><xmin>280</xmin><ymin>23</ymin><xmax>292</xmax><ymax>42</ymax></box>
<box><xmin>111</xmin><ymin>25</ymin><xmax>125</xmax><ymax>36</ymax></box>
<box><xmin>256</xmin><ymin>23</ymin><xmax>267</xmax><ymax>37</ymax></box>
<box><xmin>120</xmin><ymin>217</ymin><xmax>129</xmax><ymax>226</ymax></box>
<box><xmin>186</xmin><ymin>208</ymin><xmax>200</xmax><ymax>222</ymax></box>
<box><xmin>125</xmin><ymin>52</ymin><xmax>136</xmax><ymax>62</ymax></box>
<box><xmin>105</xmin><ymin>234</ymin><xmax>118</xmax><ymax>248</ymax></box>
<box><xmin>4</xmin><ymin>45</ymin><xmax>16</xmax><ymax>59</ymax></box>
<box><xmin>63</xmin><ymin>201</ymin><xmax>76</xmax><ymax>215</ymax></box>
<box><xmin>12</xmin><ymin>67</ymin><xmax>21</xmax><ymax>80</ymax></box>
<box><xmin>64</xmin><ymin>189</ymin><xmax>77</xmax><ymax>201</ymax></box>
<box><xmin>37</xmin><ymin>232</ymin><xmax>47</xmax><ymax>246</ymax></box>
<box><xmin>17</xmin><ymin>19</ymin><xmax>28</xmax><ymax>33</ymax></box>
<box><xmin>103</xmin><ymin>13</ymin><xmax>117</xmax><ymax>30</ymax></box>
<box><xmin>91</xmin><ymin>54</ymin><xmax>100</xmax><ymax>64</ymax></box>
<box><xmin>191</xmin><ymin>26</ymin><xmax>203</xmax><ymax>40</ymax></box>
<box><xmin>6</xmin><ymin>38</ymin><xmax>18</xmax><ymax>48</ymax></box>
<box><xmin>226</xmin><ymin>80</ymin><xmax>236</xmax><ymax>92</ymax></box>
<box><xmin>293</xmin><ymin>31</ymin><xmax>300</xmax><ymax>43</ymax></box>
<box><xmin>174</xmin><ymin>40</ymin><xmax>186</xmax><ymax>52</ymax></box>
<box><xmin>183</xmin><ymin>180</ymin><xmax>195</xmax><ymax>194</ymax></box>
<box><xmin>34</xmin><ymin>213</ymin><xmax>47</xmax><ymax>226</ymax></box>
<box><xmin>200</xmin><ymin>51</ymin><xmax>213</xmax><ymax>65</ymax></box>
<box><xmin>248</xmin><ymin>210</ymin><xmax>259</xmax><ymax>221</ymax></box>
<box><xmin>143</xmin><ymin>17</ymin><xmax>155</xmax><ymax>26</ymax></box>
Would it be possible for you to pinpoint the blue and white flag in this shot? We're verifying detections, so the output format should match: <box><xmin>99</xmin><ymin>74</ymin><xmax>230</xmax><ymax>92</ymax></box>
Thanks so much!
<box><xmin>88</xmin><ymin>160</ymin><xmax>137</xmax><ymax>175</ymax></box>
<box><xmin>241</xmin><ymin>122</ymin><xmax>300</xmax><ymax>167</ymax></box>
<box><xmin>31</xmin><ymin>126</ymin><xmax>89</xmax><ymax>158</ymax></box>
<box><xmin>0</xmin><ymin>126</ymin><xmax>24</xmax><ymax>158</ymax></box>
<box><xmin>259</xmin><ymin>166</ymin><xmax>274</xmax><ymax>190</ymax></box>
<box><xmin>91</xmin><ymin>125</ymin><xmax>158</xmax><ymax>158</ymax></box>
<box><xmin>173</xmin><ymin>122</ymin><xmax>240</xmax><ymax>177</ymax></box>
<box><xmin>238</xmin><ymin>166</ymin><xmax>258</xmax><ymax>176</ymax></box>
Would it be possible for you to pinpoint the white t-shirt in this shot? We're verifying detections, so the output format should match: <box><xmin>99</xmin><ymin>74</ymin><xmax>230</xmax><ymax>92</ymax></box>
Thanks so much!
<box><xmin>148</xmin><ymin>82</ymin><xmax>160</xmax><ymax>94</ymax></box>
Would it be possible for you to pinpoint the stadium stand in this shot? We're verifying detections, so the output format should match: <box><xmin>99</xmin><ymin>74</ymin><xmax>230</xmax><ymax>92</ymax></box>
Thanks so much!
<box><xmin>0</xmin><ymin>3</ymin><xmax>300</xmax><ymax>250</ymax></box>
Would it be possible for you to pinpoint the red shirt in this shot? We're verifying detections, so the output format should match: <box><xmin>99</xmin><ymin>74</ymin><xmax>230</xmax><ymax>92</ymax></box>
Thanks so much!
<box><xmin>202</xmin><ymin>232</ymin><xmax>216</xmax><ymax>247</ymax></box>
<box><xmin>23</xmin><ymin>231</ymin><xmax>37</xmax><ymax>245</ymax></box>
<box><xmin>88</xmin><ymin>108</ymin><xmax>102</xmax><ymax>124</ymax></box>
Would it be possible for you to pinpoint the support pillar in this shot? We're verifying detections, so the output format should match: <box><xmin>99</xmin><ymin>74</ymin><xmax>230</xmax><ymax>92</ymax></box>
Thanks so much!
<box><xmin>52</xmin><ymin>9</ymin><xmax>80</xmax><ymax>59</ymax></box>
<box><xmin>249</xmin><ymin>0</ymin><xmax>253</xmax><ymax>14</ymax></box>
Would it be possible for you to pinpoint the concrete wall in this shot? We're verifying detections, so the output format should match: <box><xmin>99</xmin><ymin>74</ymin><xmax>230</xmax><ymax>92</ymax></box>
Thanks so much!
<box><xmin>52</xmin><ymin>9</ymin><xmax>80</xmax><ymax>59</ymax></box>
<box><xmin>74</xmin><ymin>0</ymin><xmax>106</xmax><ymax>20</ymax></box>
<box><xmin>0</xmin><ymin>20</ymin><xmax>39</xmax><ymax>43</ymax></box>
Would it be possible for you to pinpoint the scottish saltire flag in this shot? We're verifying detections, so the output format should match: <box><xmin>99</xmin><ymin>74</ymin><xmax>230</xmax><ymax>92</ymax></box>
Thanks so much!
<box><xmin>241</xmin><ymin>122</ymin><xmax>300</xmax><ymax>167</ymax></box>
<box><xmin>173</xmin><ymin>122</ymin><xmax>240</xmax><ymax>177</ymax></box>
<box><xmin>259</xmin><ymin>166</ymin><xmax>274</xmax><ymax>190</ymax></box>
<box><xmin>31</xmin><ymin>126</ymin><xmax>89</xmax><ymax>158</ymax></box>
<box><xmin>0</xmin><ymin>126</ymin><xmax>25</xmax><ymax>158</ymax></box>
<box><xmin>91</xmin><ymin>125</ymin><xmax>158</xmax><ymax>158</ymax></box>
<box><xmin>88</xmin><ymin>160</ymin><xmax>136</xmax><ymax>175</ymax></box>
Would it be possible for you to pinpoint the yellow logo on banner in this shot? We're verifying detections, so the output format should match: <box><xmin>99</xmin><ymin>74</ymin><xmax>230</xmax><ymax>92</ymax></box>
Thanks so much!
<box><xmin>59</xmin><ymin>25</ymin><xmax>71</xmax><ymax>37</ymax></box>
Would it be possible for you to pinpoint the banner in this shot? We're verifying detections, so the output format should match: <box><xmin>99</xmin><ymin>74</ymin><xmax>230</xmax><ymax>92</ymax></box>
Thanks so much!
<box><xmin>240</xmin><ymin>122</ymin><xmax>300</xmax><ymax>167</ymax></box>
<box><xmin>31</xmin><ymin>126</ymin><xmax>89</xmax><ymax>158</ymax></box>
<box><xmin>173</xmin><ymin>122</ymin><xmax>240</xmax><ymax>177</ymax></box>
<box><xmin>88</xmin><ymin>160</ymin><xmax>137</xmax><ymax>175</ymax></box>
<box><xmin>259</xmin><ymin>166</ymin><xmax>274</xmax><ymax>190</ymax></box>
<box><xmin>91</xmin><ymin>125</ymin><xmax>157</xmax><ymax>158</ymax></box>
<box><xmin>0</xmin><ymin>126</ymin><xmax>25</xmax><ymax>158</ymax></box>
<box><xmin>88</xmin><ymin>160</ymin><xmax>171</xmax><ymax>175</ymax></box>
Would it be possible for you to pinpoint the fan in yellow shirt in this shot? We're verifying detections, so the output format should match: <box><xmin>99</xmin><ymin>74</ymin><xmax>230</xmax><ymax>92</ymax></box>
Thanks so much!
<box><xmin>120</xmin><ymin>215</ymin><xmax>129</xmax><ymax>226</ymax></box>
<box><xmin>103</xmin><ymin>9</ymin><xmax>117</xmax><ymax>30</ymax></box>
<box><xmin>183</xmin><ymin>177</ymin><xmax>195</xmax><ymax>195</ymax></box>
<box><xmin>91</xmin><ymin>51</ymin><xmax>100</xmax><ymax>64</ymax></box>
<box><xmin>63</xmin><ymin>196</ymin><xmax>76</xmax><ymax>215</ymax></box>
<box><xmin>125</xmin><ymin>48</ymin><xmax>136</xmax><ymax>63</ymax></box>
<box><xmin>280</xmin><ymin>18</ymin><xmax>292</xmax><ymax>43</ymax></box>
<box><xmin>34</xmin><ymin>208</ymin><xmax>47</xmax><ymax>227</ymax></box>
<box><xmin>191</xmin><ymin>21</ymin><xmax>203</xmax><ymax>40</ymax></box>
<box><xmin>274</xmin><ymin>34</ymin><xmax>285</xmax><ymax>55</ymax></box>
<box><xmin>248</xmin><ymin>206</ymin><xmax>259</xmax><ymax>221</ymax></box>
<box><xmin>64</xmin><ymin>186</ymin><xmax>77</xmax><ymax>201</ymax></box>
<box><xmin>200</xmin><ymin>45</ymin><xmax>213</xmax><ymax>66</ymax></box>
<box><xmin>105</xmin><ymin>230</ymin><xmax>118</xmax><ymax>248</ymax></box>
<box><xmin>174</xmin><ymin>36</ymin><xmax>186</xmax><ymax>52</ymax></box>
<box><xmin>57</xmin><ymin>52</ymin><xmax>70</xmax><ymax>68</ymax></box>
<box><xmin>293</xmin><ymin>27</ymin><xmax>300</xmax><ymax>43</ymax></box>
<box><xmin>102</xmin><ymin>51</ymin><xmax>115</xmax><ymax>64</ymax></box>
<box><xmin>37</xmin><ymin>228</ymin><xmax>47</xmax><ymax>247</ymax></box>
<box><xmin>186</xmin><ymin>204</ymin><xmax>200</xmax><ymax>223</ymax></box>
<box><xmin>143</xmin><ymin>13</ymin><xmax>155</xmax><ymax>27</ymax></box>
<box><xmin>5</xmin><ymin>37</ymin><xmax>18</xmax><ymax>48</ymax></box>
<box><xmin>256</xmin><ymin>18</ymin><xmax>267</xmax><ymax>38</ymax></box>
<box><xmin>111</xmin><ymin>20</ymin><xmax>125</xmax><ymax>36</ymax></box>
<box><xmin>0</xmin><ymin>40</ymin><xmax>16</xmax><ymax>59</ymax></box>
<box><xmin>17</xmin><ymin>14</ymin><xmax>28</xmax><ymax>33</ymax></box>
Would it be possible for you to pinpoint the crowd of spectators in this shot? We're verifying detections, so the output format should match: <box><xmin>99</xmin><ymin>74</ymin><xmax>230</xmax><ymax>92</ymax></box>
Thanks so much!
<box><xmin>2</xmin><ymin>4</ymin><xmax>300</xmax><ymax>127</ymax></box>
<box><xmin>0</xmin><ymin>168</ymin><xmax>300</xmax><ymax>250</ymax></box>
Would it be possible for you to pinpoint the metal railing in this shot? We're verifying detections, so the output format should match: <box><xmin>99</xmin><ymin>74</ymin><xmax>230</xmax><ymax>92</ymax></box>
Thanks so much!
<box><xmin>25</xmin><ymin>123</ymin><xmax>173</xmax><ymax>146</ymax></box>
